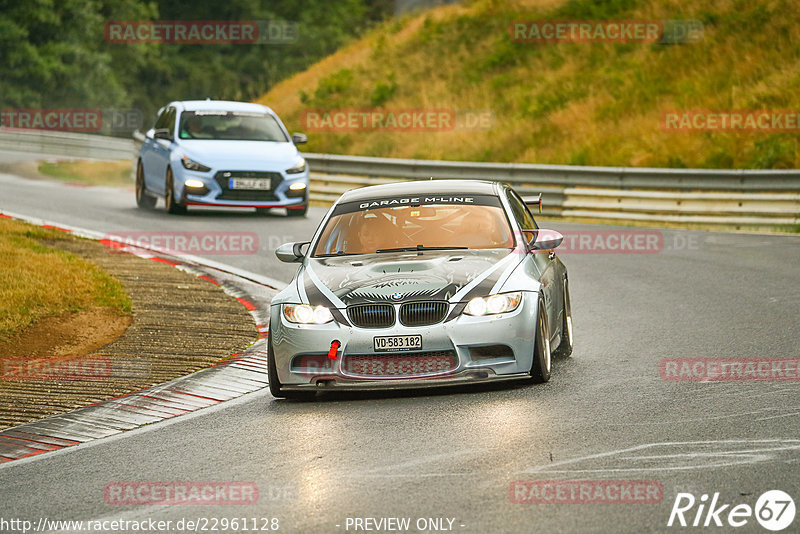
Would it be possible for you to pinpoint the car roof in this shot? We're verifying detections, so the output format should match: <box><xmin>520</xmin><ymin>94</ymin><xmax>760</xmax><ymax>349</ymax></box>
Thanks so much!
<box><xmin>172</xmin><ymin>100</ymin><xmax>276</xmax><ymax>114</ymax></box>
<box><xmin>338</xmin><ymin>179</ymin><xmax>501</xmax><ymax>203</ymax></box>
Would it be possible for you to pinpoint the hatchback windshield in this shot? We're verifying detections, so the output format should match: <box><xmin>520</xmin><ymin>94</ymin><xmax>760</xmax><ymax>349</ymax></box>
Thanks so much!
<box><xmin>178</xmin><ymin>110</ymin><xmax>288</xmax><ymax>142</ymax></box>
<box><xmin>313</xmin><ymin>200</ymin><xmax>514</xmax><ymax>256</ymax></box>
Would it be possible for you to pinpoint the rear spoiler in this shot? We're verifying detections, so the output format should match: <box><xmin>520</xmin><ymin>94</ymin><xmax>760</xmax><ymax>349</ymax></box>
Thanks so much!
<box><xmin>523</xmin><ymin>194</ymin><xmax>543</xmax><ymax>214</ymax></box>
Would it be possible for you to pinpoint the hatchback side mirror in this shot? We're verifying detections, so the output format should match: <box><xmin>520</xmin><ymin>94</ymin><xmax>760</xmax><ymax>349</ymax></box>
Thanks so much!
<box><xmin>153</xmin><ymin>128</ymin><xmax>172</xmax><ymax>141</ymax></box>
<box><xmin>276</xmin><ymin>241</ymin><xmax>309</xmax><ymax>263</ymax></box>
<box><xmin>292</xmin><ymin>133</ymin><xmax>307</xmax><ymax>145</ymax></box>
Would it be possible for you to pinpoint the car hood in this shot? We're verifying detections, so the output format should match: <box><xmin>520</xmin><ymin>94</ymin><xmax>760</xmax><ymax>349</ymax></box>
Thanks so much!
<box><xmin>301</xmin><ymin>249</ymin><xmax>518</xmax><ymax>306</ymax></box>
<box><xmin>179</xmin><ymin>140</ymin><xmax>298</xmax><ymax>169</ymax></box>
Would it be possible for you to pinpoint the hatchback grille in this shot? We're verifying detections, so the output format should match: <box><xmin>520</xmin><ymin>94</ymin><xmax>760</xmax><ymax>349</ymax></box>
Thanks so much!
<box><xmin>347</xmin><ymin>304</ymin><xmax>395</xmax><ymax>328</ymax></box>
<box><xmin>399</xmin><ymin>301</ymin><xmax>449</xmax><ymax>327</ymax></box>
<box><xmin>342</xmin><ymin>351</ymin><xmax>457</xmax><ymax>377</ymax></box>
<box><xmin>214</xmin><ymin>171</ymin><xmax>282</xmax><ymax>201</ymax></box>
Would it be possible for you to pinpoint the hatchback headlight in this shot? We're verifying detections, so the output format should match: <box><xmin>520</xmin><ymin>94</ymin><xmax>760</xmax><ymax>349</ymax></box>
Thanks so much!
<box><xmin>286</xmin><ymin>156</ymin><xmax>307</xmax><ymax>174</ymax></box>
<box><xmin>283</xmin><ymin>304</ymin><xmax>334</xmax><ymax>324</ymax></box>
<box><xmin>181</xmin><ymin>156</ymin><xmax>211</xmax><ymax>172</ymax></box>
<box><xmin>464</xmin><ymin>292</ymin><xmax>522</xmax><ymax>316</ymax></box>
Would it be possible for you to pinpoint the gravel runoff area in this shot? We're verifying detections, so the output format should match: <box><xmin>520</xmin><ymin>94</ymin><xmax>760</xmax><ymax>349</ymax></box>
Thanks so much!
<box><xmin>0</xmin><ymin>235</ymin><xmax>259</xmax><ymax>430</ymax></box>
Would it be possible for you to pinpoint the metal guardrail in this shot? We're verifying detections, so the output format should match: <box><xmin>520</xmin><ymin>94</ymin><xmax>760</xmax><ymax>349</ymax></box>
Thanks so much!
<box><xmin>0</xmin><ymin>130</ymin><xmax>135</xmax><ymax>161</ymax></box>
<box><xmin>303</xmin><ymin>155</ymin><xmax>799</xmax><ymax>228</ymax></box>
<box><xmin>303</xmin><ymin>153</ymin><xmax>800</xmax><ymax>192</ymax></box>
<box><xmin>1</xmin><ymin>130</ymin><xmax>797</xmax><ymax>229</ymax></box>
<box><xmin>308</xmin><ymin>173</ymin><xmax>800</xmax><ymax>228</ymax></box>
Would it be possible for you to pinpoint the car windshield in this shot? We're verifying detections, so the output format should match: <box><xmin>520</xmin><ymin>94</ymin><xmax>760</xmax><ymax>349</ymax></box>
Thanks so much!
<box><xmin>178</xmin><ymin>110</ymin><xmax>288</xmax><ymax>141</ymax></box>
<box><xmin>312</xmin><ymin>200</ymin><xmax>514</xmax><ymax>257</ymax></box>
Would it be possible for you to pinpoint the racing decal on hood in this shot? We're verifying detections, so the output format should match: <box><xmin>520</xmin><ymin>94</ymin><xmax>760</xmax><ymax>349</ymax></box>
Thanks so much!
<box><xmin>444</xmin><ymin>253</ymin><xmax>520</xmax><ymax>322</ymax></box>
<box><xmin>301</xmin><ymin>269</ymin><xmax>350</xmax><ymax>326</ymax></box>
<box><xmin>304</xmin><ymin>249</ymin><xmax>516</xmax><ymax>306</ymax></box>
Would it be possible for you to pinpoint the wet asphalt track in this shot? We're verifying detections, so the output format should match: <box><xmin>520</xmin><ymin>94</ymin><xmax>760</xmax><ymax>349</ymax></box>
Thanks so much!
<box><xmin>1</xmin><ymin>149</ymin><xmax>799</xmax><ymax>533</ymax></box>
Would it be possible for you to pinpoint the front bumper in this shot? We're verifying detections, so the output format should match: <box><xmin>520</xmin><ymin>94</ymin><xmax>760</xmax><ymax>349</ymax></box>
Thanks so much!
<box><xmin>270</xmin><ymin>293</ymin><xmax>539</xmax><ymax>390</ymax></box>
<box><xmin>176</xmin><ymin>166</ymin><xmax>309</xmax><ymax>208</ymax></box>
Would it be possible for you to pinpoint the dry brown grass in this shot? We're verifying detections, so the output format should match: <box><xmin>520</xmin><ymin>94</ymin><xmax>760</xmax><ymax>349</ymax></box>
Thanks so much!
<box><xmin>259</xmin><ymin>0</ymin><xmax>800</xmax><ymax>169</ymax></box>
<box><xmin>38</xmin><ymin>160</ymin><xmax>133</xmax><ymax>187</ymax></box>
<box><xmin>0</xmin><ymin>218</ymin><xmax>131</xmax><ymax>341</ymax></box>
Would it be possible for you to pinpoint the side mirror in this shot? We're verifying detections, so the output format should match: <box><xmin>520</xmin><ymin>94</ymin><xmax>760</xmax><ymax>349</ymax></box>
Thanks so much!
<box><xmin>532</xmin><ymin>229</ymin><xmax>564</xmax><ymax>250</ymax></box>
<box><xmin>153</xmin><ymin>128</ymin><xmax>172</xmax><ymax>141</ymax></box>
<box><xmin>524</xmin><ymin>229</ymin><xmax>564</xmax><ymax>251</ymax></box>
<box><xmin>292</xmin><ymin>133</ymin><xmax>307</xmax><ymax>145</ymax></box>
<box><xmin>276</xmin><ymin>241</ymin><xmax>309</xmax><ymax>263</ymax></box>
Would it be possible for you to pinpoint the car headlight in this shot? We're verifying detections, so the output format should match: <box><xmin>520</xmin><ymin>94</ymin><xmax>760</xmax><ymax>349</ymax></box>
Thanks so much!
<box><xmin>283</xmin><ymin>304</ymin><xmax>334</xmax><ymax>324</ymax></box>
<box><xmin>285</xmin><ymin>156</ymin><xmax>307</xmax><ymax>174</ymax></box>
<box><xmin>181</xmin><ymin>156</ymin><xmax>211</xmax><ymax>172</ymax></box>
<box><xmin>464</xmin><ymin>292</ymin><xmax>522</xmax><ymax>316</ymax></box>
<box><xmin>184</xmin><ymin>178</ymin><xmax>205</xmax><ymax>189</ymax></box>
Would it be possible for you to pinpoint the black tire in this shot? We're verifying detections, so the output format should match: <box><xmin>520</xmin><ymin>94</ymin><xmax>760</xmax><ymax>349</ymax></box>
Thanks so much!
<box><xmin>268</xmin><ymin>336</ymin><xmax>314</xmax><ymax>400</ymax></box>
<box><xmin>530</xmin><ymin>296</ymin><xmax>552</xmax><ymax>383</ymax></box>
<box><xmin>165</xmin><ymin>168</ymin><xmax>187</xmax><ymax>215</ymax></box>
<box><xmin>135</xmin><ymin>161</ymin><xmax>157</xmax><ymax>209</ymax></box>
<box><xmin>552</xmin><ymin>277</ymin><xmax>573</xmax><ymax>358</ymax></box>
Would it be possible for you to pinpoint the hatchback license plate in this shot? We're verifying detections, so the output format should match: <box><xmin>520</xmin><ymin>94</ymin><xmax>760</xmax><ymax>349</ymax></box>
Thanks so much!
<box><xmin>229</xmin><ymin>178</ymin><xmax>271</xmax><ymax>190</ymax></box>
<box><xmin>373</xmin><ymin>335</ymin><xmax>422</xmax><ymax>352</ymax></box>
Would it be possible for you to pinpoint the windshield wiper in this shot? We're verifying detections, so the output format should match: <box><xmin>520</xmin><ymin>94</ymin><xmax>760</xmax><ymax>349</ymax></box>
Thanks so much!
<box><xmin>375</xmin><ymin>245</ymin><xmax>469</xmax><ymax>253</ymax></box>
<box><xmin>314</xmin><ymin>251</ymin><xmax>360</xmax><ymax>258</ymax></box>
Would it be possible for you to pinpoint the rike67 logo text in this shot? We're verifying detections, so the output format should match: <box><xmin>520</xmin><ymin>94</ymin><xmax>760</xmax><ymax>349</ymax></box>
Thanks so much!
<box><xmin>668</xmin><ymin>490</ymin><xmax>795</xmax><ymax>531</ymax></box>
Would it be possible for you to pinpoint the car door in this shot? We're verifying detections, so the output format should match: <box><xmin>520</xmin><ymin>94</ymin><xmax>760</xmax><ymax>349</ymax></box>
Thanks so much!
<box><xmin>141</xmin><ymin>108</ymin><xmax>167</xmax><ymax>191</ymax></box>
<box><xmin>142</xmin><ymin>106</ymin><xmax>176</xmax><ymax>195</ymax></box>
<box><xmin>505</xmin><ymin>188</ymin><xmax>563</xmax><ymax>343</ymax></box>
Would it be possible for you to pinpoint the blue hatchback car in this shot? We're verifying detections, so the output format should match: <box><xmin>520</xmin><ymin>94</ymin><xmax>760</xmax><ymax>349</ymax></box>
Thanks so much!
<box><xmin>136</xmin><ymin>100</ymin><xmax>310</xmax><ymax>216</ymax></box>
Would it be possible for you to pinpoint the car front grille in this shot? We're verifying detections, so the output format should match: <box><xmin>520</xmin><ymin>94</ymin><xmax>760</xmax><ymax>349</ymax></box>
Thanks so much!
<box><xmin>347</xmin><ymin>304</ymin><xmax>395</xmax><ymax>328</ymax></box>
<box><xmin>214</xmin><ymin>171</ymin><xmax>282</xmax><ymax>201</ymax></box>
<box><xmin>342</xmin><ymin>351</ymin><xmax>457</xmax><ymax>377</ymax></box>
<box><xmin>399</xmin><ymin>301</ymin><xmax>449</xmax><ymax>327</ymax></box>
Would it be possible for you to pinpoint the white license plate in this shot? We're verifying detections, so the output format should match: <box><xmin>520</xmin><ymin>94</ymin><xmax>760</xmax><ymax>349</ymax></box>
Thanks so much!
<box><xmin>373</xmin><ymin>335</ymin><xmax>422</xmax><ymax>352</ymax></box>
<box><xmin>229</xmin><ymin>178</ymin><xmax>271</xmax><ymax>190</ymax></box>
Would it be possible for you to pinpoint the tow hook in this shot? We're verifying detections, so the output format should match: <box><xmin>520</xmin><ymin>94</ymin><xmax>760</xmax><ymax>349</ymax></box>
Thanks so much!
<box><xmin>328</xmin><ymin>340</ymin><xmax>341</xmax><ymax>360</ymax></box>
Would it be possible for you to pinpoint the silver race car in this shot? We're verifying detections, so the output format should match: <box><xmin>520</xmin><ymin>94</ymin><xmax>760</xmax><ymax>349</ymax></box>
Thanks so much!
<box><xmin>269</xmin><ymin>180</ymin><xmax>572</xmax><ymax>398</ymax></box>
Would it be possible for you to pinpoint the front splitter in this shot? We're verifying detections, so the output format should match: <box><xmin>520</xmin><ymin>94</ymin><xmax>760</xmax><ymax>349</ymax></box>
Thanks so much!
<box><xmin>282</xmin><ymin>371</ymin><xmax>531</xmax><ymax>391</ymax></box>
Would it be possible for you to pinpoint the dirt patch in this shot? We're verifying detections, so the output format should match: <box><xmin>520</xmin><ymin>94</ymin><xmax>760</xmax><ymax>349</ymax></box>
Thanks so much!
<box><xmin>0</xmin><ymin>161</ymin><xmax>48</xmax><ymax>181</ymax></box>
<box><xmin>0</xmin><ymin>235</ymin><xmax>258</xmax><ymax>430</ymax></box>
<box><xmin>0</xmin><ymin>160</ymin><xmax>133</xmax><ymax>188</ymax></box>
<box><xmin>0</xmin><ymin>307</ymin><xmax>131</xmax><ymax>358</ymax></box>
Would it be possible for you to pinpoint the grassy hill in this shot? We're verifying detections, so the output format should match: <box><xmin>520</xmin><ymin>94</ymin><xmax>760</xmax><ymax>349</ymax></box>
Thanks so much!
<box><xmin>258</xmin><ymin>0</ymin><xmax>800</xmax><ymax>169</ymax></box>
